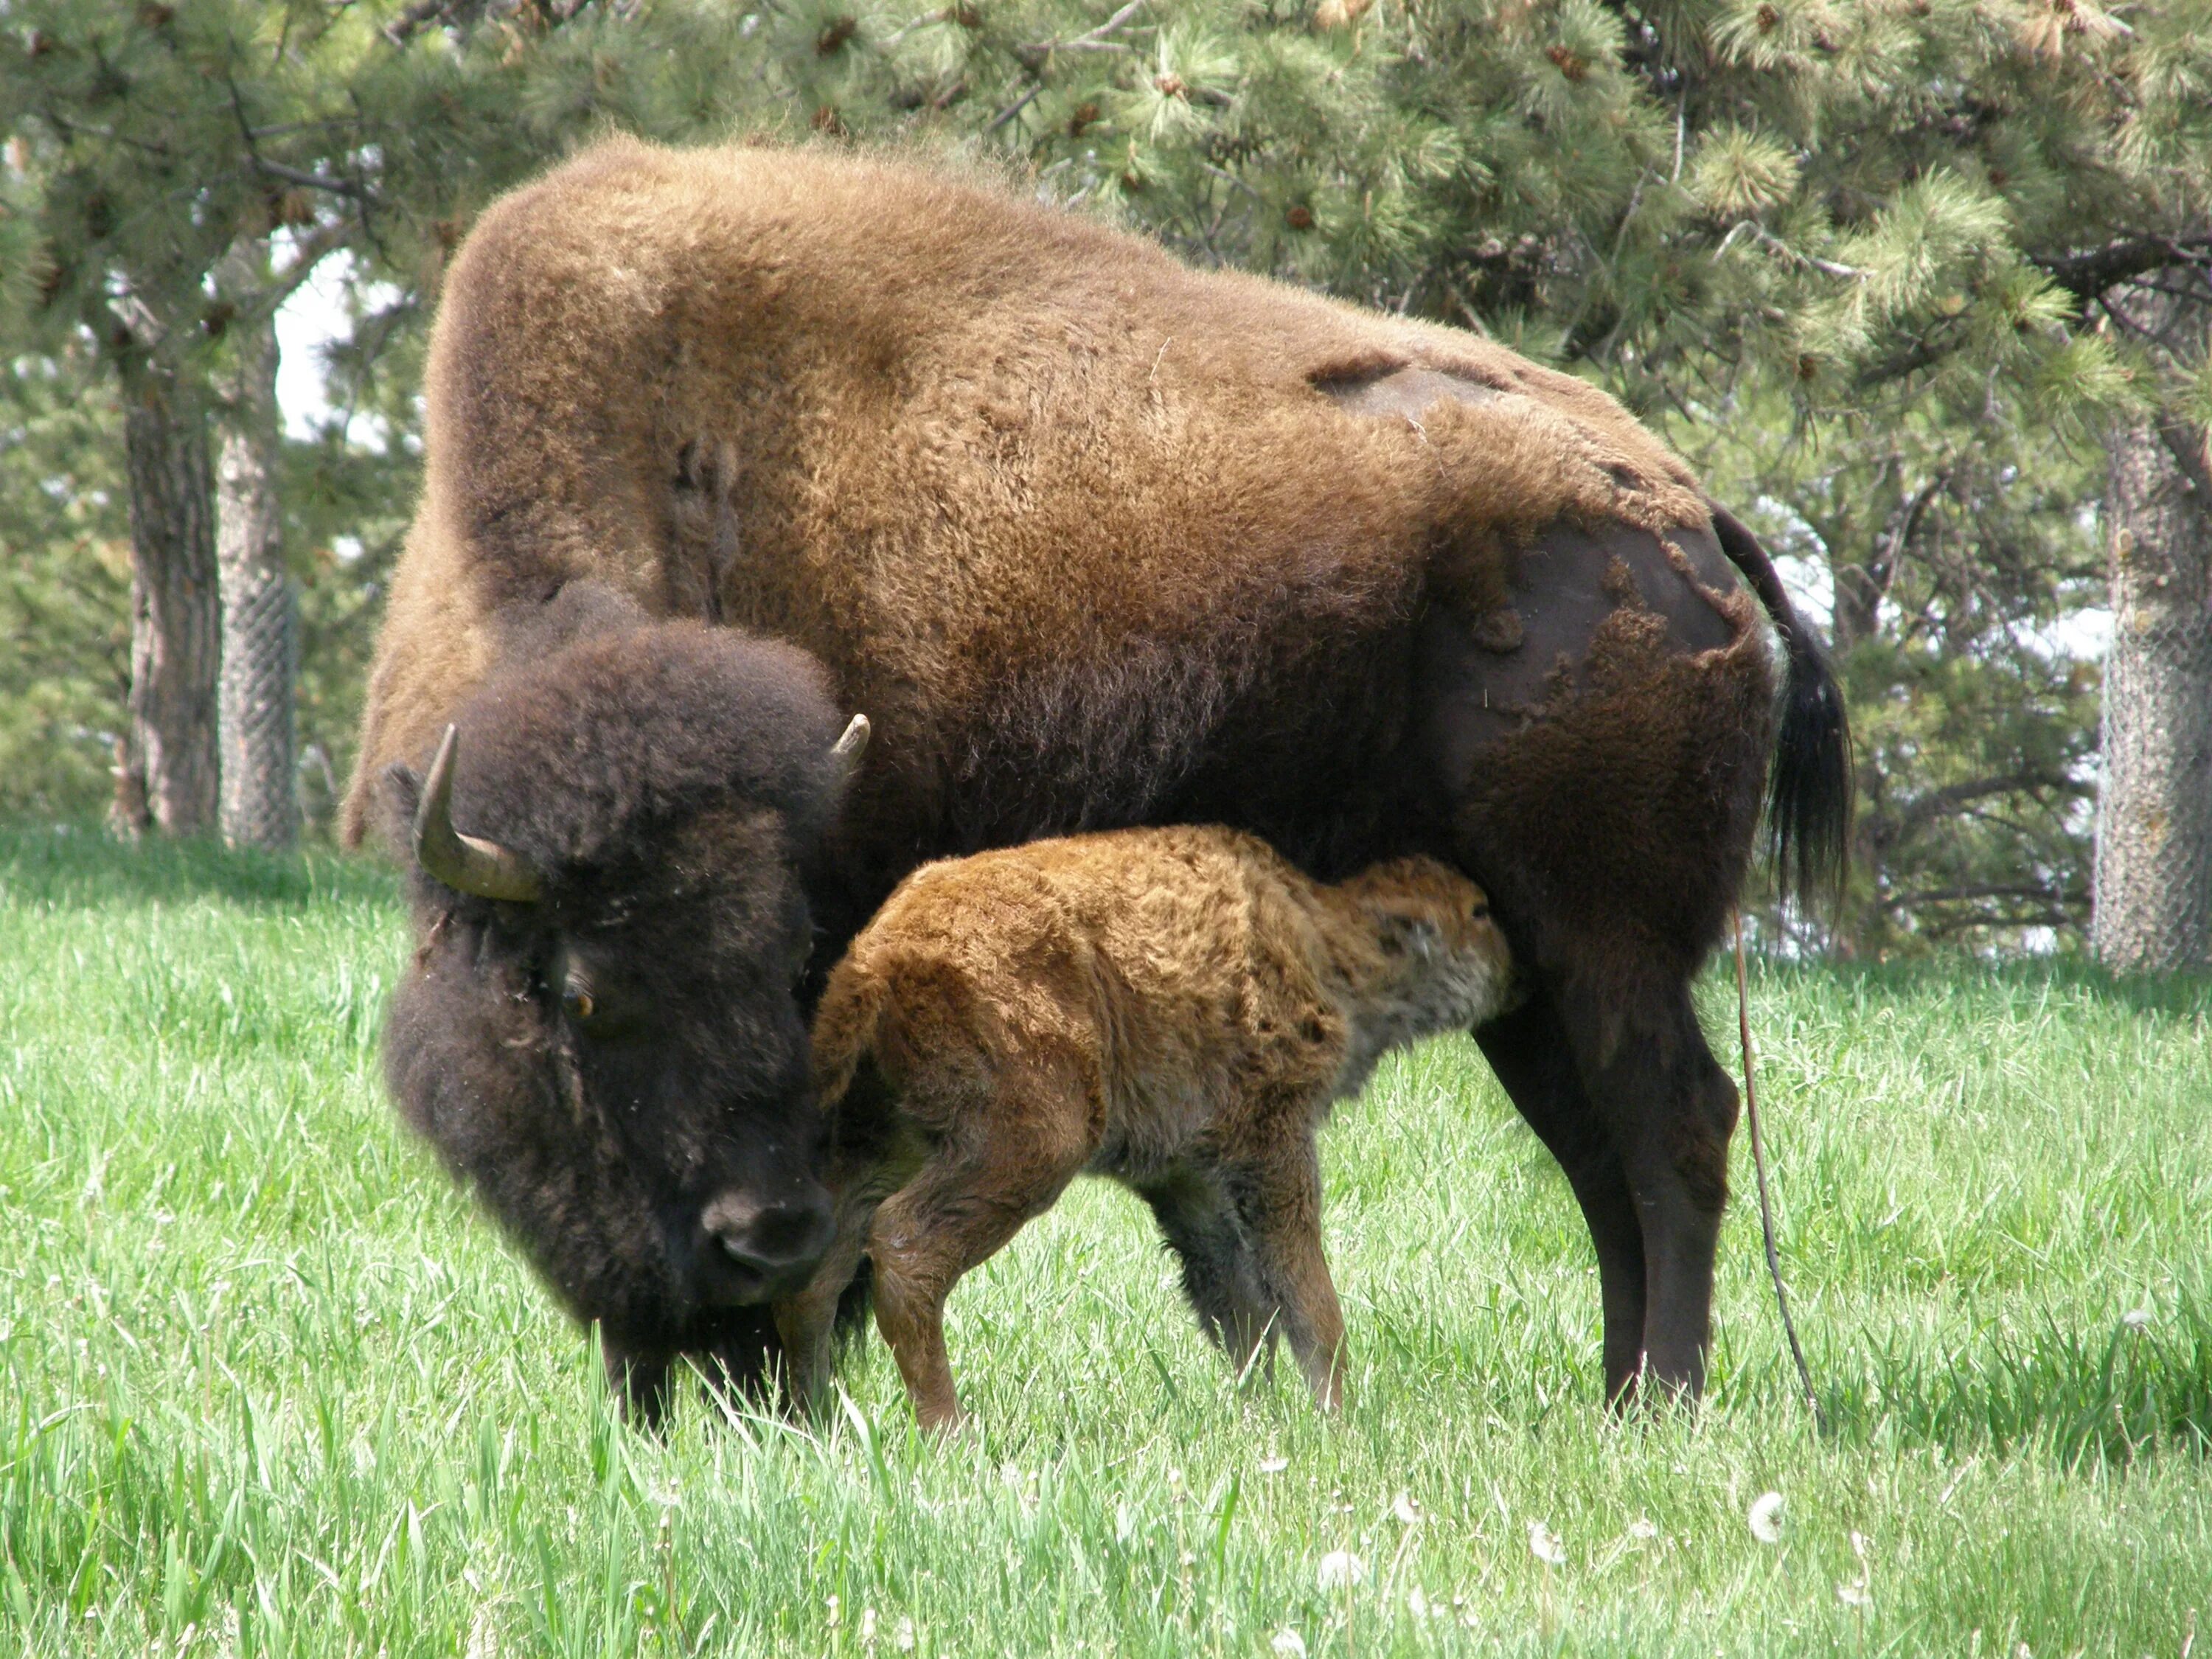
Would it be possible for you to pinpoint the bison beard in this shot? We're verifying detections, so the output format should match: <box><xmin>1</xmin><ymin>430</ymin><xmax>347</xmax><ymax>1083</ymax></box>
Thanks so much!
<box><xmin>379</xmin><ymin>591</ymin><xmax>868</xmax><ymax>1420</ymax></box>
<box><xmin>352</xmin><ymin>141</ymin><xmax>1848</xmax><ymax>1411</ymax></box>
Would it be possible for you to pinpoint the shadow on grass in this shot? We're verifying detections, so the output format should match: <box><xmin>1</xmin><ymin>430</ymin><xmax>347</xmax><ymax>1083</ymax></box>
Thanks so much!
<box><xmin>1773</xmin><ymin>1292</ymin><xmax>2212</xmax><ymax>1466</ymax></box>
<box><xmin>0</xmin><ymin>820</ymin><xmax>399</xmax><ymax>913</ymax></box>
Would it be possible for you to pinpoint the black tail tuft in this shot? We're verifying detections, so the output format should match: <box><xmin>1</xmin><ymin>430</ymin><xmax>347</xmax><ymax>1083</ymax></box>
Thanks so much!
<box><xmin>1708</xmin><ymin>501</ymin><xmax>1855</xmax><ymax>914</ymax></box>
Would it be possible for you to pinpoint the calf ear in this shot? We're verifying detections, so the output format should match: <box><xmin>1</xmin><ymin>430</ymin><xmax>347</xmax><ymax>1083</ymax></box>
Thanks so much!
<box><xmin>1371</xmin><ymin>909</ymin><xmax>1441</xmax><ymax>961</ymax></box>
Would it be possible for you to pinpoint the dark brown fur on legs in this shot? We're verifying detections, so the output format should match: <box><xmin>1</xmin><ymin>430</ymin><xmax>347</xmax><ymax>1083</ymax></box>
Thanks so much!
<box><xmin>349</xmin><ymin>142</ymin><xmax>1851</xmax><ymax>1408</ymax></box>
<box><xmin>779</xmin><ymin>828</ymin><xmax>1517</xmax><ymax>1430</ymax></box>
<box><xmin>1474</xmin><ymin>996</ymin><xmax>1648</xmax><ymax>1405</ymax></box>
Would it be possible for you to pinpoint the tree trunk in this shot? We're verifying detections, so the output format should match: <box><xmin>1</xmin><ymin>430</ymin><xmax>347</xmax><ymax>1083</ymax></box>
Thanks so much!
<box><xmin>114</xmin><ymin>371</ymin><xmax>220</xmax><ymax>838</ymax></box>
<box><xmin>215</xmin><ymin>239</ymin><xmax>299</xmax><ymax>852</ymax></box>
<box><xmin>2094</xmin><ymin>282</ymin><xmax>2212</xmax><ymax>972</ymax></box>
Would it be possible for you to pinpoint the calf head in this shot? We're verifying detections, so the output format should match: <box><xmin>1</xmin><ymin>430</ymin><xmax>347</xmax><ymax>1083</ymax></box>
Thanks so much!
<box><xmin>379</xmin><ymin>596</ymin><xmax>867</xmax><ymax>1414</ymax></box>
<box><xmin>1335</xmin><ymin>855</ymin><xmax>1520</xmax><ymax>1040</ymax></box>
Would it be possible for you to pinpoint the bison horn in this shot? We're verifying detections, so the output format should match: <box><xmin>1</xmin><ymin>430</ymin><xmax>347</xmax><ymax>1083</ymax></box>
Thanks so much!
<box><xmin>413</xmin><ymin>725</ymin><xmax>544</xmax><ymax>903</ymax></box>
<box><xmin>830</xmin><ymin>713</ymin><xmax>870</xmax><ymax>769</ymax></box>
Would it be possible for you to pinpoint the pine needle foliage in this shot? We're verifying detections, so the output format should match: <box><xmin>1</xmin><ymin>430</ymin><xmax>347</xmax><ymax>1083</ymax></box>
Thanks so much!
<box><xmin>6</xmin><ymin>0</ymin><xmax>2210</xmax><ymax>946</ymax></box>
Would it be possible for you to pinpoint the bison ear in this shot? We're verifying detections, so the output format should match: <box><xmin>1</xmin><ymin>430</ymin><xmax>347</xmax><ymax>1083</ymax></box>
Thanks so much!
<box><xmin>1369</xmin><ymin>908</ymin><xmax>1441</xmax><ymax>962</ymax></box>
<box><xmin>381</xmin><ymin>761</ymin><xmax>424</xmax><ymax>830</ymax></box>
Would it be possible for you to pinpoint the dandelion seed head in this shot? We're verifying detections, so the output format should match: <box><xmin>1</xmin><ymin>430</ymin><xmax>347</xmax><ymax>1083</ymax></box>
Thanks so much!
<box><xmin>1317</xmin><ymin>1550</ymin><xmax>1368</xmax><ymax>1591</ymax></box>
<box><xmin>1526</xmin><ymin>1520</ymin><xmax>1566</xmax><ymax>1567</ymax></box>
<box><xmin>1270</xmin><ymin>1630</ymin><xmax>1307</xmax><ymax>1657</ymax></box>
<box><xmin>1837</xmin><ymin>1582</ymin><xmax>1871</xmax><ymax>1608</ymax></box>
<box><xmin>1259</xmin><ymin>1455</ymin><xmax>1289</xmax><ymax>1475</ymax></box>
<box><xmin>1747</xmin><ymin>1491</ymin><xmax>1784</xmax><ymax>1545</ymax></box>
<box><xmin>2123</xmin><ymin>1306</ymin><xmax>2153</xmax><ymax>1329</ymax></box>
<box><xmin>1628</xmin><ymin>1517</ymin><xmax>1658</xmax><ymax>1540</ymax></box>
<box><xmin>1392</xmin><ymin>1490</ymin><xmax>1422</xmax><ymax>1525</ymax></box>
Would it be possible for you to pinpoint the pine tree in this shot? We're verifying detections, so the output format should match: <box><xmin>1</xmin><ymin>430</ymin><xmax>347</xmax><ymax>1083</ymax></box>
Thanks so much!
<box><xmin>215</xmin><ymin>234</ymin><xmax>298</xmax><ymax>851</ymax></box>
<box><xmin>7</xmin><ymin>0</ymin><xmax>2208</xmax><ymax>954</ymax></box>
<box><xmin>0</xmin><ymin>1</ymin><xmax>366</xmax><ymax>835</ymax></box>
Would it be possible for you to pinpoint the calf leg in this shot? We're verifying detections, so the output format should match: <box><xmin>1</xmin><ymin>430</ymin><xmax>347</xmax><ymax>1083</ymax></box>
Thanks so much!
<box><xmin>867</xmin><ymin>1077</ymin><xmax>1093</xmax><ymax>1432</ymax></box>
<box><xmin>1475</xmin><ymin>992</ymin><xmax>1649</xmax><ymax>1406</ymax></box>
<box><xmin>773</xmin><ymin>1120</ymin><xmax>929</xmax><ymax>1411</ymax></box>
<box><xmin>773</xmin><ymin>1203</ymin><xmax>876</xmax><ymax>1411</ymax></box>
<box><xmin>1137</xmin><ymin>1169</ymin><xmax>1278</xmax><ymax>1381</ymax></box>
<box><xmin>1220</xmin><ymin>1135</ymin><xmax>1349</xmax><ymax>1411</ymax></box>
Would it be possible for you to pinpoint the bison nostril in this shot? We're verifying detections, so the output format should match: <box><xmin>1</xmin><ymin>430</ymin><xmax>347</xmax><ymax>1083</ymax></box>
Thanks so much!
<box><xmin>700</xmin><ymin>1191</ymin><xmax>835</xmax><ymax>1293</ymax></box>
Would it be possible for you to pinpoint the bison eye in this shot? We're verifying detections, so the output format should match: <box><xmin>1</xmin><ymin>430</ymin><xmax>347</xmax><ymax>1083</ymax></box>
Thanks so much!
<box><xmin>561</xmin><ymin>975</ymin><xmax>597</xmax><ymax>1023</ymax></box>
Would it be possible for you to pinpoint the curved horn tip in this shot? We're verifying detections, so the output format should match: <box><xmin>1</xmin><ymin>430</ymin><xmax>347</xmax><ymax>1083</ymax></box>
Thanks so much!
<box><xmin>411</xmin><ymin>723</ymin><xmax>544</xmax><ymax>904</ymax></box>
<box><xmin>831</xmin><ymin>713</ymin><xmax>871</xmax><ymax>762</ymax></box>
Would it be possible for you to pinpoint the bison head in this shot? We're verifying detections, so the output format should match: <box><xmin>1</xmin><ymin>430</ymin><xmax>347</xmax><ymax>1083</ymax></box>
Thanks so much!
<box><xmin>379</xmin><ymin>595</ymin><xmax>867</xmax><ymax>1416</ymax></box>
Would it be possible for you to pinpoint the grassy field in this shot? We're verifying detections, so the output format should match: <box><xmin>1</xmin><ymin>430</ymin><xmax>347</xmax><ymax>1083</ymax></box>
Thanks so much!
<box><xmin>1</xmin><ymin>823</ymin><xmax>2208</xmax><ymax>1658</ymax></box>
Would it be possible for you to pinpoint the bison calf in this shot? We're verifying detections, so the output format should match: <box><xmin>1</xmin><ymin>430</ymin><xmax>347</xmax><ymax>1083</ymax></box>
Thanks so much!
<box><xmin>776</xmin><ymin>827</ymin><xmax>1517</xmax><ymax>1430</ymax></box>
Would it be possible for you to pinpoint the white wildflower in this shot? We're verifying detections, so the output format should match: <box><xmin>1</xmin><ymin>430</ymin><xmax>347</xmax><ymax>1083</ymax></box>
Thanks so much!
<box><xmin>1258</xmin><ymin>1455</ymin><xmax>1289</xmax><ymax>1475</ymax></box>
<box><xmin>1747</xmin><ymin>1491</ymin><xmax>1784</xmax><ymax>1545</ymax></box>
<box><xmin>1316</xmin><ymin>1550</ymin><xmax>1368</xmax><ymax>1591</ymax></box>
<box><xmin>1391</xmin><ymin>1489</ymin><xmax>1422</xmax><ymax>1525</ymax></box>
<box><xmin>894</xmin><ymin>1615</ymin><xmax>916</xmax><ymax>1652</ymax></box>
<box><xmin>1837</xmin><ymin>1582</ymin><xmax>1871</xmax><ymax>1608</ymax></box>
<box><xmin>1627</xmin><ymin>1517</ymin><xmax>1658</xmax><ymax>1540</ymax></box>
<box><xmin>1526</xmin><ymin>1520</ymin><xmax>1566</xmax><ymax>1568</ymax></box>
<box><xmin>1270</xmin><ymin>1630</ymin><xmax>1307</xmax><ymax>1657</ymax></box>
<box><xmin>1406</xmin><ymin>1587</ymin><xmax>1429</xmax><ymax>1618</ymax></box>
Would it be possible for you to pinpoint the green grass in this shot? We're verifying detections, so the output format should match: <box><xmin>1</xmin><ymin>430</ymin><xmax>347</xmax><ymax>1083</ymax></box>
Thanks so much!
<box><xmin>2</xmin><ymin>823</ymin><xmax>2208</xmax><ymax>1658</ymax></box>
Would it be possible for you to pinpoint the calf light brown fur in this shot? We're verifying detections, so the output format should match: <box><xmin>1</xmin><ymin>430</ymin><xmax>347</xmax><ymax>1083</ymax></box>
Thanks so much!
<box><xmin>776</xmin><ymin>827</ymin><xmax>1515</xmax><ymax>1430</ymax></box>
<box><xmin>348</xmin><ymin>137</ymin><xmax>1851</xmax><ymax>1407</ymax></box>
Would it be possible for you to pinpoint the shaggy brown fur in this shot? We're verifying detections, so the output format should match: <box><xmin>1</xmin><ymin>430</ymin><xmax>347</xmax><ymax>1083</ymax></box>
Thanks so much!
<box><xmin>379</xmin><ymin>585</ymin><xmax>862</xmax><ymax>1421</ymax></box>
<box><xmin>342</xmin><ymin>139</ymin><xmax>1705</xmax><ymax>861</ymax></box>
<box><xmin>348</xmin><ymin>139</ymin><xmax>1849</xmax><ymax>1405</ymax></box>
<box><xmin>773</xmin><ymin>828</ymin><xmax>1515</xmax><ymax>1430</ymax></box>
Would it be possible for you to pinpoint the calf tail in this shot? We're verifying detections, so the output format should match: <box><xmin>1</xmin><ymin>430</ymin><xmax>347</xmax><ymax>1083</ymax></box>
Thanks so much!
<box><xmin>1708</xmin><ymin>501</ymin><xmax>1854</xmax><ymax>913</ymax></box>
<box><xmin>808</xmin><ymin>961</ymin><xmax>895</xmax><ymax>1355</ymax></box>
<box><xmin>810</xmin><ymin>959</ymin><xmax>892</xmax><ymax>1117</ymax></box>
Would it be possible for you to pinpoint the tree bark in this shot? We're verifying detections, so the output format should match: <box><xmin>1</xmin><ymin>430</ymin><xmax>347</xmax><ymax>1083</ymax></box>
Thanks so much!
<box><xmin>215</xmin><ymin>239</ymin><xmax>299</xmax><ymax>852</ymax></box>
<box><xmin>114</xmin><ymin>370</ymin><xmax>220</xmax><ymax>838</ymax></box>
<box><xmin>2093</xmin><ymin>279</ymin><xmax>2212</xmax><ymax>973</ymax></box>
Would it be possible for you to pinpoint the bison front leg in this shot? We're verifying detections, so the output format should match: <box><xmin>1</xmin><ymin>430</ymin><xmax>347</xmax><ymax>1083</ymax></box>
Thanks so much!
<box><xmin>1222</xmin><ymin>1138</ymin><xmax>1349</xmax><ymax>1413</ymax></box>
<box><xmin>1475</xmin><ymin>992</ymin><xmax>1650</xmax><ymax>1408</ymax></box>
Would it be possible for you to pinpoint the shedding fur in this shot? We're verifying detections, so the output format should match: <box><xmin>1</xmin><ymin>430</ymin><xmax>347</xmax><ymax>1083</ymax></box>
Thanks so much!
<box><xmin>773</xmin><ymin>827</ymin><xmax>1517</xmax><ymax>1430</ymax></box>
<box><xmin>343</xmin><ymin>139</ymin><xmax>1708</xmax><ymax>861</ymax></box>
<box><xmin>349</xmin><ymin>139</ymin><xmax>1849</xmax><ymax>1408</ymax></box>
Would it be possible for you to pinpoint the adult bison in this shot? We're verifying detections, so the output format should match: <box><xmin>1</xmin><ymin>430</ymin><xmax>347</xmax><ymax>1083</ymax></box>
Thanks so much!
<box><xmin>352</xmin><ymin>137</ymin><xmax>1846</xmax><ymax>1411</ymax></box>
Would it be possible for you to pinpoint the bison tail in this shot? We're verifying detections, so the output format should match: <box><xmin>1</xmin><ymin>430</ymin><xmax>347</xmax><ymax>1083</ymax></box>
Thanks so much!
<box><xmin>1708</xmin><ymin>501</ymin><xmax>1854</xmax><ymax>914</ymax></box>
